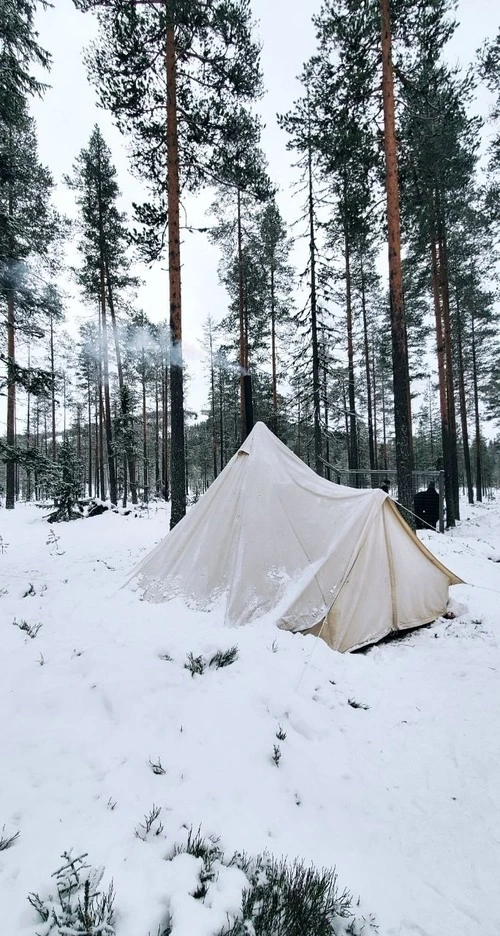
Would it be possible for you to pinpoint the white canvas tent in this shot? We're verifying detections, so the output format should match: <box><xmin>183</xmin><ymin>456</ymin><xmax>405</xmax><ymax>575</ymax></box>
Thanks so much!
<box><xmin>131</xmin><ymin>422</ymin><xmax>462</xmax><ymax>652</ymax></box>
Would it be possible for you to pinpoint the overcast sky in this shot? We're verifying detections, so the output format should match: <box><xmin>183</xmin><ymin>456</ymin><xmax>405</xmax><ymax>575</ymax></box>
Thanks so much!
<box><xmin>28</xmin><ymin>0</ymin><xmax>500</xmax><ymax>417</ymax></box>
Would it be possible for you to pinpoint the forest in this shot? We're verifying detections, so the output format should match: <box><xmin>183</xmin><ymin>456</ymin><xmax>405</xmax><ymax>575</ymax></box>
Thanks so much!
<box><xmin>2</xmin><ymin>0</ymin><xmax>500</xmax><ymax>529</ymax></box>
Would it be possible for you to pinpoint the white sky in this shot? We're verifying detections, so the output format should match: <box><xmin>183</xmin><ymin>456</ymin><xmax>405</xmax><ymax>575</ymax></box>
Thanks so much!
<box><xmin>27</xmin><ymin>0</ymin><xmax>500</xmax><ymax>418</ymax></box>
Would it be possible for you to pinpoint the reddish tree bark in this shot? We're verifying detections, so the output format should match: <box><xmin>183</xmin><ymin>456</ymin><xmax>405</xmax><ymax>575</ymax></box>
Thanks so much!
<box><xmin>379</xmin><ymin>0</ymin><xmax>414</xmax><ymax>518</ymax></box>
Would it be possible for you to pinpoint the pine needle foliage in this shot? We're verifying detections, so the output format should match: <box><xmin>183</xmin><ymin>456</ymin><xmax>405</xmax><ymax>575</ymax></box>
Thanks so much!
<box><xmin>219</xmin><ymin>855</ymin><xmax>355</xmax><ymax>936</ymax></box>
<box><xmin>0</xmin><ymin>826</ymin><xmax>20</xmax><ymax>850</ymax></box>
<box><xmin>209</xmin><ymin>646</ymin><xmax>239</xmax><ymax>669</ymax></box>
<box><xmin>184</xmin><ymin>652</ymin><xmax>206</xmax><ymax>677</ymax></box>
<box><xmin>162</xmin><ymin>830</ymin><xmax>377</xmax><ymax>936</ymax></box>
<box><xmin>28</xmin><ymin>850</ymin><xmax>115</xmax><ymax>936</ymax></box>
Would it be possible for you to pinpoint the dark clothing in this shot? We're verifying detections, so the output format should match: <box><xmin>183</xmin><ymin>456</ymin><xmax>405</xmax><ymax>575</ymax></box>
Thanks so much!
<box><xmin>414</xmin><ymin>486</ymin><xmax>439</xmax><ymax>530</ymax></box>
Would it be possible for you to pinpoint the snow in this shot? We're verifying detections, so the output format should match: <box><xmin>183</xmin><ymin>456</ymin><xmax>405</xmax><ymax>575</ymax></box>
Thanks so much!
<box><xmin>1</xmin><ymin>498</ymin><xmax>500</xmax><ymax>935</ymax></box>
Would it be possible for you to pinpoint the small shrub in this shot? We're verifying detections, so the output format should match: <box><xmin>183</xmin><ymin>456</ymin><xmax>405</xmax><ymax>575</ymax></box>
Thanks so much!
<box><xmin>209</xmin><ymin>646</ymin><xmax>238</xmax><ymax>669</ymax></box>
<box><xmin>184</xmin><ymin>653</ymin><xmax>206</xmax><ymax>677</ymax></box>
<box><xmin>171</xmin><ymin>827</ymin><xmax>222</xmax><ymax>900</ymax></box>
<box><xmin>0</xmin><ymin>826</ymin><xmax>20</xmax><ymax>851</ymax></box>
<box><xmin>184</xmin><ymin>648</ymin><xmax>238</xmax><ymax>676</ymax></box>
<box><xmin>28</xmin><ymin>850</ymin><xmax>115</xmax><ymax>935</ymax></box>
<box><xmin>149</xmin><ymin>756</ymin><xmax>166</xmax><ymax>775</ymax></box>
<box><xmin>219</xmin><ymin>855</ymin><xmax>360</xmax><ymax>936</ymax></box>
<box><xmin>276</xmin><ymin>724</ymin><xmax>287</xmax><ymax>741</ymax></box>
<box><xmin>135</xmin><ymin>805</ymin><xmax>164</xmax><ymax>841</ymax></box>
<box><xmin>12</xmin><ymin>618</ymin><xmax>43</xmax><ymax>639</ymax></box>
<box><xmin>158</xmin><ymin>835</ymin><xmax>377</xmax><ymax>936</ymax></box>
<box><xmin>272</xmin><ymin>744</ymin><xmax>282</xmax><ymax>767</ymax></box>
<box><xmin>46</xmin><ymin>529</ymin><xmax>65</xmax><ymax>555</ymax></box>
<box><xmin>347</xmin><ymin>698</ymin><xmax>370</xmax><ymax>711</ymax></box>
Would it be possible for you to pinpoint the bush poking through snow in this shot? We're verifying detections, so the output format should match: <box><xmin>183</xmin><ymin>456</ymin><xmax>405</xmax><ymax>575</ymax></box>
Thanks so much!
<box><xmin>272</xmin><ymin>744</ymin><xmax>282</xmax><ymax>767</ymax></box>
<box><xmin>135</xmin><ymin>805</ymin><xmax>164</xmax><ymax>841</ymax></box>
<box><xmin>46</xmin><ymin>529</ymin><xmax>64</xmax><ymax>556</ymax></box>
<box><xmin>0</xmin><ymin>826</ymin><xmax>20</xmax><ymax>851</ymax></box>
<box><xmin>149</xmin><ymin>756</ymin><xmax>166</xmax><ymax>775</ymax></box>
<box><xmin>209</xmin><ymin>646</ymin><xmax>239</xmax><ymax>669</ymax></box>
<box><xmin>184</xmin><ymin>647</ymin><xmax>239</xmax><ymax>677</ymax></box>
<box><xmin>28</xmin><ymin>850</ymin><xmax>115</xmax><ymax>935</ymax></box>
<box><xmin>171</xmin><ymin>826</ymin><xmax>222</xmax><ymax>900</ymax></box>
<box><xmin>184</xmin><ymin>653</ymin><xmax>206</xmax><ymax>677</ymax></box>
<box><xmin>161</xmin><ymin>831</ymin><xmax>377</xmax><ymax>936</ymax></box>
<box><xmin>12</xmin><ymin>617</ymin><xmax>43</xmax><ymax>639</ymax></box>
<box><xmin>347</xmin><ymin>698</ymin><xmax>370</xmax><ymax>711</ymax></box>
<box><xmin>219</xmin><ymin>855</ymin><xmax>377</xmax><ymax>936</ymax></box>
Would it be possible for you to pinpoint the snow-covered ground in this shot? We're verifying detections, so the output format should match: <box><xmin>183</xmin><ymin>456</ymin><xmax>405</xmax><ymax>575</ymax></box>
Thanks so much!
<box><xmin>1</xmin><ymin>498</ymin><xmax>499</xmax><ymax>935</ymax></box>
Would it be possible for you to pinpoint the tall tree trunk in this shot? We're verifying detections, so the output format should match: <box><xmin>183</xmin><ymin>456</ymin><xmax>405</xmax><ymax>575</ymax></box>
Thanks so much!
<box><xmin>166</xmin><ymin>22</ymin><xmax>186</xmax><ymax>528</ymax></box>
<box><xmin>361</xmin><ymin>257</ymin><xmax>376</xmax><ymax>472</ymax></box>
<box><xmin>26</xmin><ymin>346</ymin><xmax>32</xmax><ymax>501</ymax></box>
<box><xmin>96</xmin><ymin>311</ymin><xmax>106</xmax><ymax>502</ymax></box>
<box><xmin>6</xmin><ymin>292</ymin><xmax>16</xmax><ymax>509</ymax></box>
<box><xmin>307</xmin><ymin>97</ymin><xmax>322</xmax><ymax>476</ymax></box>
<box><xmin>219</xmin><ymin>366</ymin><xmax>225</xmax><ymax>472</ymax></box>
<box><xmin>379</xmin><ymin>0</ymin><xmax>414</xmax><ymax>518</ymax></box>
<box><xmin>437</xmin><ymin>213</ymin><xmax>459</xmax><ymax>519</ymax></box>
<box><xmin>209</xmin><ymin>328</ymin><xmax>218</xmax><ymax>479</ymax></box>
<box><xmin>455</xmin><ymin>291</ymin><xmax>474</xmax><ymax>504</ymax></box>
<box><xmin>34</xmin><ymin>399</ymin><xmax>40</xmax><ymax>499</ymax></box>
<box><xmin>344</xmin><ymin>220</ymin><xmax>358</xmax><ymax>471</ymax></box>
<box><xmin>99</xmin><ymin>260</ymin><xmax>117</xmax><ymax>505</ymax></box>
<box><xmin>321</xmin><ymin>327</ymin><xmax>330</xmax><ymax>480</ymax></box>
<box><xmin>381</xmin><ymin>370</ymin><xmax>388</xmax><ymax>471</ymax></box>
<box><xmin>155</xmin><ymin>372</ymin><xmax>160</xmax><ymax>496</ymax></box>
<box><xmin>270</xmin><ymin>262</ymin><xmax>278</xmax><ymax>433</ymax></box>
<box><xmin>430</xmin><ymin>228</ymin><xmax>454</xmax><ymax>526</ymax></box>
<box><xmin>6</xmin><ymin>154</ymin><xmax>16</xmax><ymax>509</ymax></box>
<box><xmin>372</xmin><ymin>338</ymin><xmax>378</xmax><ymax>469</ymax></box>
<box><xmin>471</xmin><ymin>309</ymin><xmax>482</xmax><ymax>502</ymax></box>
<box><xmin>162</xmin><ymin>358</ymin><xmax>169</xmax><ymax>500</ymax></box>
<box><xmin>87</xmin><ymin>376</ymin><xmax>93</xmax><ymax>499</ymax></box>
<box><xmin>98</xmin><ymin>384</ymin><xmax>105</xmax><ymax>501</ymax></box>
<box><xmin>237</xmin><ymin>186</ymin><xmax>247</xmax><ymax>440</ymax></box>
<box><xmin>104</xmin><ymin>255</ymin><xmax>138</xmax><ymax>503</ymax></box>
<box><xmin>142</xmin><ymin>362</ymin><xmax>148</xmax><ymax>503</ymax></box>
<box><xmin>343</xmin><ymin>378</ymin><xmax>350</xmax><ymax>460</ymax></box>
<box><xmin>297</xmin><ymin>392</ymin><xmax>302</xmax><ymax>457</ymax></box>
<box><xmin>49</xmin><ymin>310</ymin><xmax>57</xmax><ymax>461</ymax></box>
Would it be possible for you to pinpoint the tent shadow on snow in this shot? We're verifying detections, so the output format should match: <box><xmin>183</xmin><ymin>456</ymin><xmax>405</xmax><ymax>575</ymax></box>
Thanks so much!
<box><xmin>129</xmin><ymin>422</ymin><xmax>462</xmax><ymax>653</ymax></box>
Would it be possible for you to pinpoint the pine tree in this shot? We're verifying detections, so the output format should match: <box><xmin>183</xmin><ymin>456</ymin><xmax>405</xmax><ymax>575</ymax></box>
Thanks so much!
<box><xmin>208</xmin><ymin>109</ymin><xmax>270</xmax><ymax>440</ymax></box>
<box><xmin>279</xmin><ymin>82</ymin><xmax>329</xmax><ymax>476</ymax></box>
<box><xmin>255</xmin><ymin>198</ymin><xmax>294</xmax><ymax>434</ymax></box>
<box><xmin>74</xmin><ymin>0</ymin><xmax>263</xmax><ymax>528</ymax></box>
<box><xmin>0</xmin><ymin>1</ymin><xmax>53</xmax><ymax>509</ymax></box>
<box><xmin>0</xmin><ymin>110</ymin><xmax>57</xmax><ymax>508</ymax></box>
<box><xmin>66</xmin><ymin>126</ymin><xmax>139</xmax><ymax>506</ymax></box>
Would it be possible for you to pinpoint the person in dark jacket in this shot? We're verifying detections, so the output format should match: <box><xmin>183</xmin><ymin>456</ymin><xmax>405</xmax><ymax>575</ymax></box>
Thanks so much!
<box><xmin>414</xmin><ymin>481</ymin><xmax>439</xmax><ymax>530</ymax></box>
